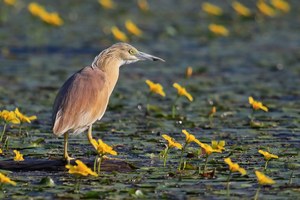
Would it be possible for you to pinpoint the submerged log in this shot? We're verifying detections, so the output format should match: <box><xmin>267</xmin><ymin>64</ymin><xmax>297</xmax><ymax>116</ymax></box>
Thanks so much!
<box><xmin>0</xmin><ymin>158</ymin><xmax>136</xmax><ymax>172</ymax></box>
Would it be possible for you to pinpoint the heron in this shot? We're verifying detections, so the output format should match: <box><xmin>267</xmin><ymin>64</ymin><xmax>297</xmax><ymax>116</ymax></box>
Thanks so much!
<box><xmin>52</xmin><ymin>43</ymin><xmax>165</xmax><ymax>161</ymax></box>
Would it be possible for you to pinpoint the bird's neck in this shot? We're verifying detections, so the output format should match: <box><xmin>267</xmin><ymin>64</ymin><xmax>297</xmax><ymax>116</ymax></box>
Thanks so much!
<box><xmin>98</xmin><ymin>58</ymin><xmax>121</xmax><ymax>96</ymax></box>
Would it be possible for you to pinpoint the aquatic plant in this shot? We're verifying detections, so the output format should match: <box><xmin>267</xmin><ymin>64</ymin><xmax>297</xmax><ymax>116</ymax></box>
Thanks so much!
<box><xmin>254</xmin><ymin>171</ymin><xmax>276</xmax><ymax>200</ymax></box>
<box><xmin>258</xmin><ymin>149</ymin><xmax>278</xmax><ymax>170</ymax></box>
<box><xmin>161</xmin><ymin>134</ymin><xmax>182</xmax><ymax>167</ymax></box>
<box><xmin>91</xmin><ymin>139</ymin><xmax>117</xmax><ymax>174</ymax></box>
<box><xmin>172</xmin><ymin>83</ymin><xmax>193</xmax><ymax>118</ymax></box>
<box><xmin>125</xmin><ymin>20</ymin><xmax>143</xmax><ymax>37</ymax></box>
<box><xmin>13</xmin><ymin>150</ymin><xmax>24</xmax><ymax>162</ymax></box>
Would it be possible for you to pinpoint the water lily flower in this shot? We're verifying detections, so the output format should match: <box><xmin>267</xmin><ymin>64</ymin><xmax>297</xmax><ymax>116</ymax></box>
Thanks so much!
<box><xmin>258</xmin><ymin>149</ymin><xmax>278</xmax><ymax>170</ymax></box>
<box><xmin>14</xmin><ymin>108</ymin><xmax>37</xmax><ymax>123</ymax></box>
<box><xmin>0</xmin><ymin>110</ymin><xmax>20</xmax><ymax>141</ymax></box>
<box><xmin>173</xmin><ymin>83</ymin><xmax>193</xmax><ymax>102</ymax></box>
<box><xmin>257</xmin><ymin>0</ymin><xmax>276</xmax><ymax>17</ymax></box>
<box><xmin>0</xmin><ymin>172</ymin><xmax>16</xmax><ymax>186</ymax></box>
<box><xmin>162</xmin><ymin>134</ymin><xmax>182</xmax><ymax>149</ymax></box>
<box><xmin>209</xmin><ymin>24</ymin><xmax>229</xmax><ymax>36</ymax></box>
<box><xmin>196</xmin><ymin>141</ymin><xmax>221</xmax><ymax>174</ymax></box>
<box><xmin>4</xmin><ymin>0</ymin><xmax>16</xmax><ymax>6</ymax></box>
<box><xmin>111</xmin><ymin>26</ymin><xmax>128</xmax><ymax>42</ymax></box>
<box><xmin>13</xmin><ymin>150</ymin><xmax>24</xmax><ymax>162</ymax></box>
<box><xmin>28</xmin><ymin>2</ymin><xmax>63</xmax><ymax>26</ymax></box>
<box><xmin>249</xmin><ymin>96</ymin><xmax>268</xmax><ymax>112</ymax></box>
<box><xmin>254</xmin><ymin>170</ymin><xmax>276</xmax><ymax>200</ymax></box>
<box><xmin>137</xmin><ymin>0</ymin><xmax>149</xmax><ymax>12</ymax></box>
<box><xmin>178</xmin><ymin>130</ymin><xmax>200</xmax><ymax>170</ymax></box>
<box><xmin>197</xmin><ymin>142</ymin><xmax>222</xmax><ymax>155</ymax></box>
<box><xmin>182</xmin><ymin>129</ymin><xmax>197</xmax><ymax>144</ymax></box>
<box><xmin>161</xmin><ymin>134</ymin><xmax>182</xmax><ymax>166</ymax></box>
<box><xmin>224</xmin><ymin>158</ymin><xmax>247</xmax><ymax>175</ymax></box>
<box><xmin>98</xmin><ymin>0</ymin><xmax>115</xmax><ymax>9</ymax></box>
<box><xmin>211</xmin><ymin>140</ymin><xmax>225</xmax><ymax>151</ymax></box>
<box><xmin>66</xmin><ymin>160</ymin><xmax>98</xmax><ymax>177</ymax></box>
<box><xmin>271</xmin><ymin>0</ymin><xmax>290</xmax><ymax>13</ymax></box>
<box><xmin>255</xmin><ymin>170</ymin><xmax>275</xmax><ymax>185</ymax></box>
<box><xmin>91</xmin><ymin>139</ymin><xmax>117</xmax><ymax>156</ymax></box>
<box><xmin>185</xmin><ymin>66</ymin><xmax>193</xmax><ymax>78</ymax></box>
<box><xmin>125</xmin><ymin>20</ymin><xmax>143</xmax><ymax>37</ymax></box>
<box><xmin>258</xmin><ymin>150</ymin><xmax>278</xmax><ymax>161</ymax></box>
<box><xmin>224</xmin><ymin>157</ymin><xmax>246</xmax><ymax>197</ymax></box>
<box><xmin>145</xmin><ymin>80</ymin><xmax>165</xmax><ymax>97</ymax></box>
<box><xmin>91</xmin><ymin>139</ymin><xmax>117</xmax><ymax>174</ymax></box>
<box><xmin>232</xmin><ymin>1</ymin><xmax>251</xmax><ymax>17</ymax></box>
<box><xmin>0</xmin><ymin>110</ymin><xmax>20</xmax><ymax>124</ymax></box>
<box><xmin>202</xmin><ymin>2</ymin><xmax>223</xmax><ymax>16</ymax></box>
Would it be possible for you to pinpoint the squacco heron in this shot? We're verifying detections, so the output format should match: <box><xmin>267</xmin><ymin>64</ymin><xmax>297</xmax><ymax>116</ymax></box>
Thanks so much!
<box><xmin>52</xmin><ymin>43</ymin><xmax>164</xmax><ymax>161</ymax></box>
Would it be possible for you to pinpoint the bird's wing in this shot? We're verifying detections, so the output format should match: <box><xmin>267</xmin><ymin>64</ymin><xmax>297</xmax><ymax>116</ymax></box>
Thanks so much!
<box><xmin>52</xmin><ymin>66</ymin><xmax>109</xmax><ymax>136</ymax></box>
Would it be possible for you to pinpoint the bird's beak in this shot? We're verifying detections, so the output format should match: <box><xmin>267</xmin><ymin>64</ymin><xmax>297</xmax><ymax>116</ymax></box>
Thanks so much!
<box><xmin>136</xmin><ymin>51</ymin><xmax>165</xmax><ymax>62</ymax></box>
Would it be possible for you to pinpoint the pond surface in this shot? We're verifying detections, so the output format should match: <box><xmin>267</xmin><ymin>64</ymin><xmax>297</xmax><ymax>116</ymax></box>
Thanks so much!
<box><xmin>0</xmin><ymin>0</ymin><xmax>299</xmax><ymax>199</ymax></box>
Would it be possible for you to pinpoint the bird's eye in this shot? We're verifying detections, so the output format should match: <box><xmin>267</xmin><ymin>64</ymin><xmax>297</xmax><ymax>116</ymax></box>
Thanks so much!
<box><xmin>128</xmin><ymin>49</ymin><xmax>136</xmax><ymax>55</ymax></box>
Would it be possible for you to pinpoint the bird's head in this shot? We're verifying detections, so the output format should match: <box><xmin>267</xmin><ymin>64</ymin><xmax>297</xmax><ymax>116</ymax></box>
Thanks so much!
<box><xmin>92</xmin><ymin>43</ymin><xmax>165</xmax><ymax>68</ymax></box>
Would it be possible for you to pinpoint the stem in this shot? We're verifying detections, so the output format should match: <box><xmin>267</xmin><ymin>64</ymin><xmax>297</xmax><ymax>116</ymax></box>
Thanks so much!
<box><xmin>163</xmin><ymin>147</ymin><xmax>169</xmax><ymax>167</ymax></box>
<box><xmin>203</xmin><ymin>155</ymin><xmax>209</xmax><ymax>175</ymax></box>
<box><xmin>288</xmin><ymin>170</ymin><xmax>294</xmax><ymax>185</ymax></box>
<box><xmin>172</xmin><ymin>96</ymin><xmax>180</xmax><ymax>118</ymax></box>
<box><xmin>18</xmin><ymin>124</ymin><xmax>22</xmax><ymax>134</ymax></box>
<box><xmin>178</xmin><ymin>143</ymin><xmax>187</xmax><ymax>170</ymax></box>
<box><xmin>254</xmin><ymin>185</ymin><xmax>261</xmax><ymax>200</ymax></box>
<box><xmin>94</xmin><ymin>155</ymin><xmax>98</xmax><ymax>172</ymax></box>
<box><xmin>226</xmin><ymin>171</ymin><xmax>232</xmax><ymax>198</ymax></box>
<box><xmin>146</xmin><ymin>93</ymin><xmax>150</xmax><ymax>114</ymax></box>
<box><xmin>264</xmin><ymin>160</ymin><xmax>269</xmax><ymax>171</ymax></box>
<box><xmin>0</xmin><ymin>123</ymin><xmax>7</xmax><ymax>142</ymax></box>
<box><xmin>97</xmin><ymin>155</ymin><xmax>103</xmax><ymax>174</ymax></box>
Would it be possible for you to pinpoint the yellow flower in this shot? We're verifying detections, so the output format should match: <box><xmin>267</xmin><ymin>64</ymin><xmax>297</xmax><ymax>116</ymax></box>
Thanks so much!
<box><xmin>28</xmin><ymin>2</ymin><xmax>63</xmax><ymax>26</ymax></box>
<box><xmin>258</xmin><ymin>150</ymin><xmax>278</xmax><ymax>161</ymax></box>
<box><xmin>249</xmin><ymin>96</ymin><xmax>268</xmax><ymax>112</ymax></box>
<box><xmin>4</xmin><ymin>0</ymin><xmax>16</xmax><ymax>6</ymax></box>
<box><xmin>211</xmin><ymin>140</ymin><xmax>225</xmax><ymax>151</ymax></box>
<box><xmin>202</xmin><ymin>2</ymin><xmax>223</xmax><ymax>16</ymax></box>
<box><xmin>182</xmin><ymin>129</ymin><xmax>198</xmax><ymax>144</ymax></box>
<box><xmin>125</xmin><ymin>20</ymin><xmax>142</xmax><ymax>37</ymax></box>
<box><xmin>197</xmin><ymin>142</ymin><xmax>221</xmax><ymax>155</ymax></box>
<box><xmin>145</xmin><ymin>80</ymin><xmax>165</xmax><ymax>97</ymax></box>
<box><xmin>0</xmin><ymin>172</ymin><xmax>16</xmax><ymax>186</ymax></box>
<box><xmin>224</xmin><ymin>158</ymin><xmax>247</xmax><ymax>175</ymax></box>
<box><xmin>162</xmin><ymin>134</ymin><xmax>182</xmax><ymax>149</ymax></box>
<box><xmin>13</xmin><ymin>150</ymin><xmax>24</xmax><ymax>162</ymax></box>
<box><xmin>186</xmin><ymin>66</ymin><xmax>193</xmax><ymax>78</ymax></box>
<box><xmin>98</xmin><ymin>0</ymin><xmax>115</xmax><ymax>9</ymax></box>
<box><xmin>14</xmin><ymin>108</ymin><xmax>37</xmax><ymax>123</ymax></box>
<box><xmin>137</xmin><ymin>0</ymin><xmax>149</xmax><ymax>12</ymax></box>
<box><xmin>255</xmin><ymin>171</ymin><xmax>275</xmax><ymax>185</ymax></box>
<box><xmin>28</xmin><ymin>2</ymin><xmax>46</xmax><ymax>17</ymax></box>
<box><xmin>111</xmin><ymin>26</ymin><xmax>128</xmax><ymax>42</ymax></box>
<box><xmin>0</xmin><ymin>110</ymin><xmax>20</xmax><ymax>124</ymax></box>
<box><xmin>41</xmin><ymin>12</ymin><xmax>64</xmax><ymax>26</ymax></box>
<box><xmin>173</xmin><ymin>83</ymin><xmax>193</xmax><ymax>101</ymax></box>
<box><xmin>209</xmin><ymin>24</ymin><xmax>229</xmax><ymax>37</ymax></box>
<box><xmin>0</xmin><ymin>148</ymin><xmax>2</xmax><ymax>154</ymax></box>
<box><xmin>232</xmin><ymin>1</ymin><xmax>251</xmax><ymax>17</ymax></box>
<box><xmin>91</xmin><ymin>139</ymin><xmax>117</xmax><ymax>156</ymax></box>
<box><xmin>66</xmin><ymin>160</ymin><xmax>98</xmax><ymax>177</ymax></box>
<box><xmin>257</xmin><ymin>0</ymin><xmax>276</xmax><ymax>17</ymax></box>
<box><xmin>271</xmin><ymin>0</ymin><xmax>290</xmax><ymax>13</ymax></box>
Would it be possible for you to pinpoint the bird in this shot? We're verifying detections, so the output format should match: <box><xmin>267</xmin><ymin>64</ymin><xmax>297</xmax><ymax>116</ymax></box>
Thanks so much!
<box><xmin>52</xmin><ymin>43</ymin><xmax>165</xmax><ymax>162</ymax></box>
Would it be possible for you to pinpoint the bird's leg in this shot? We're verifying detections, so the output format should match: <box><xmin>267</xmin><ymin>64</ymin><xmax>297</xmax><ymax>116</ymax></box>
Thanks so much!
<box><xmin>64</xmin><ymin>132</ymin><xmax>74</xmax><ymax>163</ymax></box>
<box><xmin>87</xmin><ymin>125</ymin><xmax>97</xmax><ymax>150</ymax></box>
